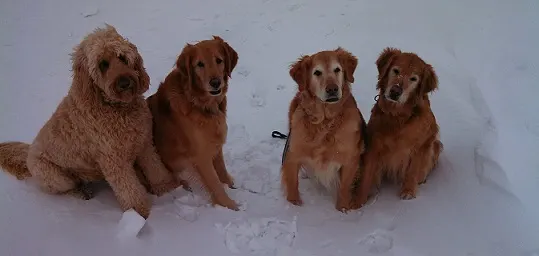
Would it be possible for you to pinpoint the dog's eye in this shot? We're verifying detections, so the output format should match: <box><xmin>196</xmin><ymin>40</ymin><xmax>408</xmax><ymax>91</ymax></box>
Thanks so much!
<box><xmin>197</xmin><ymin>61</ymin><xmax>205</xmax><ymax>68</ymax></box>
<box><xmin>314</xmin><ymin>70</ymin><xmax>322</xmax><ymax>76</ymax></box>
<box><xmin>99</xmin><ymin>60</ymin><xmax>109</xmax><ymax>73</ymax></box>
<box><xmin>118</xmin><ymin>55</ymin><xmax>128</xmax><ymax>65</ymax></box>
<box><xmin>216</xmin><ymin>58</ymin><xmax>223</xmax><ymax>64</ymax></box>
<box><xmin>393</xmin><ymin>68</ymin><xmax>400</xmax><ymax>75</ymax></box>
<box><xmin>410</xmin><ymin>77</ymin><xmax>418</xmax><ymax>82</ymax></box>
<box><xmin>334</xmin><ymin>67</ymin><xmax>341</xmax><ymax>73</ymax></box>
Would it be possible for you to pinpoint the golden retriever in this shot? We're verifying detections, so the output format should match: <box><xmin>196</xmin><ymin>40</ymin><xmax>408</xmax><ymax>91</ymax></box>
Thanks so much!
<box><xmin>281</xmin><ymin>48</ymin><xmax>367</xmax><ymax>212</ymax></box>
<box><xmin>147</xmin><ymin>36</ymin><xmax>240</xmax><ymax>211</ymax></box>
<box><xmin>355</xmin><ymin>47</ymin><xmax>443</xmax><ymax>207</ymax></box>
<box><xmin>0</xmin><ymin>24</ymin><xmax>178</xmax><ymax>219</ymax></box>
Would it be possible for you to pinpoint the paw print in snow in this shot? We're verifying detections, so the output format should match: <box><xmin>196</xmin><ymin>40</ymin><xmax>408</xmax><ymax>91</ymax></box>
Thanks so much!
<box><xmin>236</xmin><ymin>66</ymin><xmax>250</xmax><ymax>77</ymax></box>
<box><xmin>250</xmin><ymin>93</ymin><xmax>266</xmax><ymax>108</ymax></box>
<box><xmin>358</xmin><ymin>230</ymin><xmax>393</xmax><ymax>254</ymax></box>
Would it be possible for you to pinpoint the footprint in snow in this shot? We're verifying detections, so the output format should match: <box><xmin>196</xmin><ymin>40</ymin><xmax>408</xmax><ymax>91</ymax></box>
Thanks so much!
<box><xmin>358</xmin><ymin>229</ymin><xmax>394</xmax><ymax>254</ymax></box>
<box><xmin>236</xmin><ymin>66</ymin><xmax>251</xmax><ymax>77</ymax></box>
<box><xmin>250</xmin><ymin>92</ymin><xmax>266</xmax><ymax>108</ymax></box>
<box><xmin>215</xmin><ymin>217</ymin><xmax>298</xmax><ymax>255</ymax></box>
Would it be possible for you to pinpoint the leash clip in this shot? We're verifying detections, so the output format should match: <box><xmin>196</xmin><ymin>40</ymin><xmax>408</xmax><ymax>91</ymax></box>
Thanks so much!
<box><xmin>271</xmin><ymin>130</ymin><xmax>288</xmax><ymax>139</ymax></box>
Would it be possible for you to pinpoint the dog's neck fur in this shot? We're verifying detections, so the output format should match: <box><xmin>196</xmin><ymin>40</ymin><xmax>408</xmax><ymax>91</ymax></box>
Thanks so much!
<box><xmin>299</xmin><ymin>88</ymin><xmax>349</xmax><ymax>125</ymax></box>
<box><xmin>166</xmin><ymin>69</ymin><xmax>226</xmax><ymax>116</ymax></box>
<box><xmin>374</xmin><ymin>90</ymin><xmax>429</xmax><ymax>125</ymax></box>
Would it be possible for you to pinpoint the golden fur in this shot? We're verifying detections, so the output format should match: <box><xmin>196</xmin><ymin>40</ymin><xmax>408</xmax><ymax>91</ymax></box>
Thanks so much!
<box><xmin>281</xmin><ymin>48</ymin><xmax>367</xmax><ymax>212</ymax></box>
<box><xmin>147</xmin><ymin>36</ymin><xmax>240</xmax><ymax>210</ymax></box>
<box><xmin>355</xmin><ymin>47</ymin><xmax>443</xmax><ymax>207</ymax></box>
<box><xmin>0</xmin><ymin>25</ymin><xmax>178</xmax><ymax>219</ymax></box>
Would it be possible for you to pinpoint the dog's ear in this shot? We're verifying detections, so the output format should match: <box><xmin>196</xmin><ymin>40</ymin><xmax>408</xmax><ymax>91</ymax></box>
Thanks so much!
<box><xmin>213</xmin><ymin>36</ymin><xmax>238</xmax><ymax>78</ymax></box>
<box><xmin>376</xmin><ymin>47</ymin><xmax>401</xmax><ymax>80</ymax></box>
<box><xmin>420</xmin><ymin>63</ymin><xmax>438</xmax><ymax>95</ymax></box>
<box><xmin>70</xmin><ymin>46</ymin><xmax>93</xmax><ymax>87</ymax></box>
<box><xmin>135</xmin><ymin>55</ymin><xmax>150</xmax><ymax>93</ymax></box>
<box><xmin>335</xmin><ymin>47</ymin><xmax>358</xmax><ymax>83</ymax></box>
<box><xmin>289</xmin><ymin>55</ymin><xmax>311</xmax><ymax>91</ymax></box>
<box><xmin>176</xmin><ymin>44</ymin><xmax>195</xmax><ymax>79</ymax></box>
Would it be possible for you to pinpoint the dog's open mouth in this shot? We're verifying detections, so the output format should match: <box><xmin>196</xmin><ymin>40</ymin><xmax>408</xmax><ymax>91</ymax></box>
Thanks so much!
<box><xmin>385</xmin><ymin>95</ymin><xmax>399</xmax><ymax>102</ymax></box>
<box><xmin>325</xmin><ymin>97</ymin><xmax>340</xmax><ymax>103</ymax></box>
<box><xmin>210</xmin><ymin>89</ymin><xmax>222</xmax><ymax>96</ymax></box>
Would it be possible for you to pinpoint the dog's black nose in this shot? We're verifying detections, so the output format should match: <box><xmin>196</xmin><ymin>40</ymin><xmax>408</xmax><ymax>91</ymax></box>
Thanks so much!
<box><xmin>209</xmin><ymin>78</ymin><xmax>221</xmax><ymax>89</ymax></box>
<box><xmin>389</xmin><ymin>85</ymin><xmax>403</xmax><ymax>100</ymax></box>
<box><xmin>325</xmin><ymin>85</ymin><xmax>339</xmax><ymax>96</ymax></box>
<box><xmin>116</xmin><ymin>76</ymin><xmax>133</xmax><ymax>91</ymax></box>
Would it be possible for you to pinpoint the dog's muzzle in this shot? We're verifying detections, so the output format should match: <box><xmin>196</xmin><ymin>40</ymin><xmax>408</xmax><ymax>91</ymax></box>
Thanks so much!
<box><xmin>387</xmin><ymin>85</ymin><xmax>403</xmax><ymax>101</ymax></box>
<box><xmin>325</xmin><ymin>85</ymin><xmax>340</xmax><ymax>103</ymax></box>
<box><xmin>209</xmin><ymin>77</ymin><xmax>222</xmax><ymax>96</ymax></box>
<box><xmin>115</xmin><ymin>75</ymin><xmax>136</xmax><ymax>93</ymax></box>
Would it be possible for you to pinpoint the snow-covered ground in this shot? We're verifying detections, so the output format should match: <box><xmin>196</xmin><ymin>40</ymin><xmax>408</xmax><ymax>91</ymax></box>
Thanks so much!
<box><xmin>1</xmin><ymin>0</ymin><xmax>538</xmax><ymax>255</ymax></box>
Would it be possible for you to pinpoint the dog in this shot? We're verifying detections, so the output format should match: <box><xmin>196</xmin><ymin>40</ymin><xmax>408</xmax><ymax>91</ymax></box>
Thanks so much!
<box><xmin>0</xmin><ymin>24</ymin><xmax>178</xmax><ymax>219</ymax></box>
<box><xmin>354</xmin><ymin>47</ymin><xmax>443</xmax><ymax>207</ymax></box>
<box><xmin>146</xmin><ymin>36</ymin><xmax>239</xmax><ymax>211</ymax></box>
<box><xmin>281</xmin><ymin>48</ymin><xmax>367</xmax><ymax>212</ymax></box>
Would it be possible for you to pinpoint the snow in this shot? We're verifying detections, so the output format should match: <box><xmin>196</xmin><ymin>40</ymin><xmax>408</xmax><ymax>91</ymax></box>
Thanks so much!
<box><xmin>117</xmin><ymin>209</ymin><xmax>147</xmax><ymax>239</ymax></box>
<box><xmin>1</xmin><ymin>0</ymin><xmax>538</xmax><ymax>255</ymax></box>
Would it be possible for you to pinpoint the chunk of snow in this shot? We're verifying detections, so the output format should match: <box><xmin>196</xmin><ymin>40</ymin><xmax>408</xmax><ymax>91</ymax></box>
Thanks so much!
<box><xmin>116</xmin><ymin>209</ymin><xmax>146</xmax><ymax>239</ymax></box>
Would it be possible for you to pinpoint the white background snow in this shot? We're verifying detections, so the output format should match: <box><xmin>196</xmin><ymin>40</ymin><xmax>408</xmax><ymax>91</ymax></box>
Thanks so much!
<box><xmin>1</xmin><ymin>0</ymin><xmax>538</xmax><ymax>255</ymax></box>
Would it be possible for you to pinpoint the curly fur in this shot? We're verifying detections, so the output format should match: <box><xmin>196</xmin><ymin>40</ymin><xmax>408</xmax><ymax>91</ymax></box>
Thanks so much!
<box><xmin>0</xmin><ymin>24</ymin><xmax>178</xmax><ymax>219</ymax></box>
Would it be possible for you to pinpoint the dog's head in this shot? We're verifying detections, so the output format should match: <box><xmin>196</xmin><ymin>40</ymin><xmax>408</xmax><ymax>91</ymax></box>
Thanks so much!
<box><xmin>71</xmin><ymin>24</ymin><xmax>150</xmax><ymax>104</ymax></box>
<box><xmin>176</xmin><ymin>36</ymin><xmax>238</xmax><ymax>97</ymax></box>
<box><xmin>375</xmin><ymin>47</ymin><xmax>438</xmax><ymax>104</ymax></box>
<box><xmin>289</xmin><ymin>48</ymin><xmax>358</xmax><ymax>104</ymax></box>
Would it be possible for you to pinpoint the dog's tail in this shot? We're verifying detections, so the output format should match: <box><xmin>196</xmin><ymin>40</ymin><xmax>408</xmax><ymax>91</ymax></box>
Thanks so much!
<box><xmin>0</xmin><ymin>142</ymin><xmax>32</xmax><ymax>180</ymax></box>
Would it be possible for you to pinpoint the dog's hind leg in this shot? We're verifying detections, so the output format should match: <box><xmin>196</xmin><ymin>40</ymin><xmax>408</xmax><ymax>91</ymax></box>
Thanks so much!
<box><xmin>26</xmin><ymin>155</ymin><xmax>93</xmax><ymax>200</ymax></box>
<box><xmin>418</xmin><ymin>138</ymin><xmax>443</xmax><ymax>185</ymax></box>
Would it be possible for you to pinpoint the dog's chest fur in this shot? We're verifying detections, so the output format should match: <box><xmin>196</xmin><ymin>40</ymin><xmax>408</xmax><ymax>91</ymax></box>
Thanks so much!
<box><xmin>368</xmin><ymin>104</ymin><xmax>437</xmax><ymax>181</ymax></box>
<box><xmin>176</xmin><ymin>105</ymin><xmax>227</xmax><ymax>155</ymax></box>
<box><xmin>292</xmin><ymin>107</ymin><xmax>360</xmax><ymax>191</ymax></box>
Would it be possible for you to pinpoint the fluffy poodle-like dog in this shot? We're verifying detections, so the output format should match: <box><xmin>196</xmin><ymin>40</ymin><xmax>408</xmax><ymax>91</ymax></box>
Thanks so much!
<box><xmin>147</xmin><ymin>36</ymin><xmax>239</xmax><ymax>210</ymax></box>
<box><xmin>281</xmin><ymin>48</ymin><xmax>367</xmax><ymax>212</ymax></box>
<box><xmin>0</xmin><ymin>24</ymin><xmax>178</xmax><ymax>219</ymax></box>
<box><xmin>355</xmin><ymin>47</ymin><xmax>443</xmax><ymax>207</ymax></box>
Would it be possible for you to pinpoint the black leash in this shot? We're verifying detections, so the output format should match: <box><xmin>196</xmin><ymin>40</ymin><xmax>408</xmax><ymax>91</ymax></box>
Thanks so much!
<box><xmin>271</xmin><ymin>130</ymin><xmax>291</xmax><ymax>165</ymax></box>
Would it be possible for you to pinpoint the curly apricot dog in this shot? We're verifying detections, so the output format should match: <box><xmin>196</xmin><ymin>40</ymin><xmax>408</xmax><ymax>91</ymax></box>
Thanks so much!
<box><xmin>0</xmin><ymin>24</ymin><xmax>178</xmax><ymax>219</ymax></box>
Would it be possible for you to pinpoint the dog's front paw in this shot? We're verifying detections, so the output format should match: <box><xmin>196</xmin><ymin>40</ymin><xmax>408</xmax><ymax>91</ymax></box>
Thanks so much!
<box><xmin>286</xmin><ymin>195</ymin><xmax>303</xmax><ymax>206</ymax></box>
<box><xmin>68</xmin><ymin>184</ymin><xmax>95</xmax><ymax>200</ymax></box>
<box><xmin>399</xmin><ymin>187</ymin><xmax>417</xmax><ymax>200</ymax></box>
<box><xmin>215</xmin><ymin>198</ymin><xmax>239</xmax><ymax>211</ymax></box>
<box><xmin>336</xmin><ymin>199</ymin><xmax>354</xmax><ymax>213</ymax></box>
<box><xmin>179</xmin><ymin>179</ymin><xmax>193</xmax><ymax>192</ymax></box>
<box><xmin>220</xmin><ymin>173</ymin><xmax>236</xmax><ymax>189</ymax></box>
<box><xmin>150</xmin><ymin>179</ymin><xmax>180</xmax><ymax>196</ymax></box>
